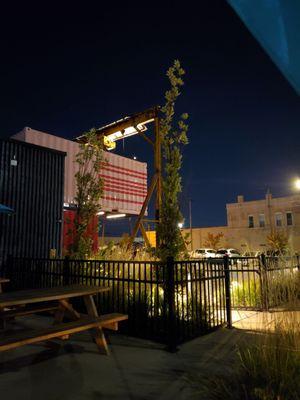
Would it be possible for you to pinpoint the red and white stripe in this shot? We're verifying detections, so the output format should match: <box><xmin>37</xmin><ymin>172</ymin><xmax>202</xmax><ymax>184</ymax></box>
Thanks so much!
<box><xmin>99</xmin><ymin>156</ymin><xmax>147</xmax><ymax>213</ymax></box>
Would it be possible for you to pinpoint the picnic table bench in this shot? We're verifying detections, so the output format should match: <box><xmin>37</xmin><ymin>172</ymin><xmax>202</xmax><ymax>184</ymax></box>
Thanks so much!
<box><xmin>0</xmin><ymin>285</ymin><xmax>128</xmax><ymax>355</ymax></box>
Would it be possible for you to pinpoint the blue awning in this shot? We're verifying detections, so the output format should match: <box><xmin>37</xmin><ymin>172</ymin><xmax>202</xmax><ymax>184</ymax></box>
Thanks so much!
<box><xmin>0</xmin><ymin>204</ymin><xmax>14</xmax><ymax>214</ymax></box>
<box><xmin>228</xmin><ymin>0</ymin><xmax>300</xmax><ymax>95</ymax></box>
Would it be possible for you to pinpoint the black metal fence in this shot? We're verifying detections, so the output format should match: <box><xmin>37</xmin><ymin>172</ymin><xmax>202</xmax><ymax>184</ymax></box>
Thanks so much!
<box><xmin>227</xmin><ymin>255</ymin><xmax>300</xmax><ymax>310</ymax></box>
<box><xmin>1</xmin><ymin>255</ymin><xmax>298</xmax><ymax>348</ymax></box>
<box><xmin>1</xmin><ymin>256</ymin><xmax>229</xmax><ymax>349</ymax></box>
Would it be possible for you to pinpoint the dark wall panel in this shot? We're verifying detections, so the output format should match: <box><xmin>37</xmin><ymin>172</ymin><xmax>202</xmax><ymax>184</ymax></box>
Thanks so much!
<box><xmin>0</xmin><ymin>139</ymin><xmax>65</xmax><ymax>263</ymax></box>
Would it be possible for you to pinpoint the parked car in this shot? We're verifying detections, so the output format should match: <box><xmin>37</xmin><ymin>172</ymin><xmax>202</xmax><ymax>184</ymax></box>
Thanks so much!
<box><xmin>191</xmin><ymin>248</ymin><xmax>216</xmax><ymax>259</ymax></box>
<box><xmin>215</xmin><ymin>248</ymin><xmax>241</xmax><ymax>258</ymax></box>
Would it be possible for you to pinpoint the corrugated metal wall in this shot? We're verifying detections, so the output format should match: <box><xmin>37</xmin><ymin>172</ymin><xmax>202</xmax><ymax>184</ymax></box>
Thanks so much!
<box><xmin>0</xmin><ymin>139</ymin><xmax>65</xmax><ymax>264</ymax></box>
<box><xmin>100</xmin><ymin>151</ymin><xmax>147</xmax><ymax>214</ymax></box>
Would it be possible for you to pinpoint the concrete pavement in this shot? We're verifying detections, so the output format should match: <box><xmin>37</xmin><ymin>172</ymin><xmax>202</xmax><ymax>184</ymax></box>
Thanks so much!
<box><xmin>0</xmin><ymin>316</ymin><xmax>250</xmax><ymax>400</ymax></box>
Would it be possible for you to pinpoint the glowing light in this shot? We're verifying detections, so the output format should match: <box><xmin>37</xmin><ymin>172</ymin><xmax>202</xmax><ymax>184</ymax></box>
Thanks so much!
<box><xmin>105</xmin><ymin>123</ymin><xmax>144</xmax><ymax>143</ymax></box>
<box><xmin>294</xmin><ymin>179</ymin><xmax>300</xmax><ymax>190</ymax></box>
<box><xmin>97</xmin><ymin>211</ymin><xmax>105</xmax><ymax>216</ymax></box>
<box><xmin>178</xmin><ymin>222</ymin><xmax>184</xmax><ymax>229</ymax></box>
<box><xmin>106</xmin><ymin>213</ymin><xmax>126</xmax><ymax>219</ymax></box>
<box><xmin>103</xmin><ymin>136</ymin><xmax>116</xmax><ymax>151</ymax></box>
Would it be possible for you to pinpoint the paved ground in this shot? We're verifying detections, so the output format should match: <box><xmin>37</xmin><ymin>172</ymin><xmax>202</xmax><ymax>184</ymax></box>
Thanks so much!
<box><xmin>232</xmin><ymin>307</ymin><xmax>300</xmax><ymax>331</ymax></box>
<box><xmin>0</xmin><ymin>315</ymin><xmax>253</xmax><ymax>400</ymax></box>
<box><xmin>1</xmin><ymin>309</ymin><xmax>299</xmax><ymax>400</ymax></box>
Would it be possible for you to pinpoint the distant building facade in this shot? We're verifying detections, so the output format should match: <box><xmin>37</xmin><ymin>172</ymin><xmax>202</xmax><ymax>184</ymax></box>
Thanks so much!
<box><xmin>183</xmin><ymin>193</ymin><xmax>300</xmax><ymax>253</ymax></box>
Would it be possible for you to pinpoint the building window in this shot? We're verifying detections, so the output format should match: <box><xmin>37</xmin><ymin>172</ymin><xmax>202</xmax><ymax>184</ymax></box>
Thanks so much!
<box><xmin>248</xmin><ymin>215</ymin><xmax>254</xmax><ymax>228</ymax></box>
<box><xmin>286</xmin><ymin>212</ymin><xmax>293</xmax><ymax>226</ymax></box>
<box><xmin>275</xmin><ymin>213</ymin><xmax>282</xmax><ymax>227</ymax></box>
<box><xmin>259</xmin><ymin>214</ymin><xmax>265</xmax><ymax>228</ymax></box>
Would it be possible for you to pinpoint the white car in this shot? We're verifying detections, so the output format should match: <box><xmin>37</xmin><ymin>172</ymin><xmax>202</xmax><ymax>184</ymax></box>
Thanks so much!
<box><xmin>191</xmin><ymin>248</ymin><xmax>216</xmax><ymax>259</ymax></box>
<box><xmin>215</xmin><ymin>248</ymin><xmax>241</xmax><ymax>258</ymax></box>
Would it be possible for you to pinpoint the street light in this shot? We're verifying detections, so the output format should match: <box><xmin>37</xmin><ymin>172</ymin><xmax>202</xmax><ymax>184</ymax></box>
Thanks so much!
<box><xmin>178</xmin><ymin>222</ymin><xmax>184</xmax><ymax>229</ymax></box>
<box><xmin>294</xmin><ymin>179</ymin><xmax>300</xmax><ymax>190</ymax></box>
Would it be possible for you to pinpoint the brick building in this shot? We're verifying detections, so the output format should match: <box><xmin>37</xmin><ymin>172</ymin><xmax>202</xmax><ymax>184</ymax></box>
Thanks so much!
<box><xmin>183</xmin><ymin>193</ymin><xmax>300</xmax><ymax>253</ymax></box>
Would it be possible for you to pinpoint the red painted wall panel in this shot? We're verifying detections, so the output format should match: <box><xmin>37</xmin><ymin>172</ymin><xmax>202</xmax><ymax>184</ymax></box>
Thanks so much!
<box><xmin>63</xmin><ymin>210</ymin><xmax>98</xmax><ymax>254</ymax></box>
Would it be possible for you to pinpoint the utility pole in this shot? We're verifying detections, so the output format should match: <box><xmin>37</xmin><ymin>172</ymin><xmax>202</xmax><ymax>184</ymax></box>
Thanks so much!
<box><xmin>189</xmin><ymin>199</ymin><xmax>193</xmax><ymax>251</ymax></box>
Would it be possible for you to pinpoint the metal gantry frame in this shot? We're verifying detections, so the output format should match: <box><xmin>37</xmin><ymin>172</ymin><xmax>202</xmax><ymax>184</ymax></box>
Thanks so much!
<box><xmin>82</xmin><ymin>106</ymin><xmax>162</xmax><ymax>247</ymax></box>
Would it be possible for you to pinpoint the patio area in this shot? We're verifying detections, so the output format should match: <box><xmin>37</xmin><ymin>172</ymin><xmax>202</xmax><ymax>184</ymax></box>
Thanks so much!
<box><xmin>0</xmin><ymin>315</ymin><xmax>251</xmax><ymax>400</ymax></box>
<box><xmin>1</xmin><ymin>308</ymin><xmax>299</xmax><ymax>400</ymax></box>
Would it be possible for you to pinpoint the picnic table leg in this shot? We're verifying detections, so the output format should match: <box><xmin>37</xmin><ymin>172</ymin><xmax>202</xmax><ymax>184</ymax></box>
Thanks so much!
<box><xmin>53</xmin><ymin>302</ymin><xmax>65</xmax><ymax>324</ymax></box>
<box><xmin>59</xmin><ymin>299</ymin><xmax>81</xmax><ymax>320</ymax></box>
<box><xmin>53</xmin><ymin>302</ymin><xmax>69</xmax><ymax>340</ymax></box>
<box><xmin>83</xmin><ymin>295</ymin><xmax>110</xmax><ymax>355</ymax></box>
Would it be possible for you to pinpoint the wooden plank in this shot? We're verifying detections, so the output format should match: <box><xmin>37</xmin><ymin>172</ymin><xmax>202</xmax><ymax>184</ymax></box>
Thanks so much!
<box><xmin>53</xmin><ymin>299</ymin><xmax>80</xmax><ymax>340</ymax></box>
<box><xmin>0</xmin><ymin>304</ymin><xmax>59</xmax><ymax>319</ymax></box>
<box><xmin>84</xmin><ymin>295</ymin><xmax>110</xmax><ymax>355</ymax></box>
<box><xmin>77</xmin><ymin>107</ymin><xmax>158</xmax><ymax>142</ymax></box>
<box><xmin>59</xmin><ymin>299</ymin><xmax>81</xmax><ymax>320</ymax></box>
<box><xmin>0</xmin><ymin>314</ymin><xmax>127</xmax><ymax>352</ymax></box>
<box><xmin>76</xmin><ymin>313</ymin><xmax>128</xmax><ymax>330</ymax></box>
<box><xmin>0</xmin><ymin>285</ymin><xmax>110</xmax><ymax>308</ymax></box>
<box><xmin>129</xmin><ymin>173</ymin><xmax>158</xmax><ymax>247</ymax></box>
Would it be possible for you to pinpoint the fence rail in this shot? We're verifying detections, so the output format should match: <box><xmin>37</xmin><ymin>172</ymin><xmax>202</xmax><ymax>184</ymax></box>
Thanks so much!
<box><xmin>1</xmin><ymin>256</ymin><xmax>231</xmax><ymax>349</ymax></box>
<box><xmin>1</xmin><ymin>255</ymin><xmax>299</xmax><ymax>349</ymax></box>
<box><xmin>227</xmin><ymin>255</ymin><xmax>299</xmax><ymax>310</ymax></box>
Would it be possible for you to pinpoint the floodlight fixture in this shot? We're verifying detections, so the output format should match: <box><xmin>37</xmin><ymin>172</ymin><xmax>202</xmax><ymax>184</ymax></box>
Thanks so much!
<box><xmin>106</xmin><ymin>213</ymin><xmax>126</xmax><ymax>219</ymax></box>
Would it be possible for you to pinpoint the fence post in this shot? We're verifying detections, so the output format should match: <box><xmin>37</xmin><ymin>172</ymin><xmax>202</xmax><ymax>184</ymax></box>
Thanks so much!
<box><xmin>63</xmin><ymin>255</ymin><xmax>70</xmax><ymax>286</ymax></box>
<box><xmin>223</xmin><ymin>255</ymin><xmax>232</xmax><ymax>329</ymax></box>
<box><xmin>259</xmin><ymin>253</ymin><xmax>269</xmax><ymax>311</ymax></box>
<box><xmin>166</xmin><ymin>256</ymin><xmax>177</xmax><ymax>352</ymax></box>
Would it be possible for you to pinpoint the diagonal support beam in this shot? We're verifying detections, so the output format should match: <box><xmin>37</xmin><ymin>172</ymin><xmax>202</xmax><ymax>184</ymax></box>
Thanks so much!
<box><xmin>129</xmin><ymin>173</ymin><xmax>158</xmax><ymax>247</ymax></box>
<box><xmin>134</xmin><ymin>125</ymin><xmax>155</xmax><ymax>147</ymax></box>
<box><xmin>139</xmin><ymin>223</ymin><xmax>151</xmax><ymax>248</ymax></box>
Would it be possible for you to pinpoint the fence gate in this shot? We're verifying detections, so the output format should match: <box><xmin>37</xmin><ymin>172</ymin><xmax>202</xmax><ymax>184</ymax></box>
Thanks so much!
<box><xmin>227</xmin><ymin>255</ymin><xmax>300</xmax><ymax>317</ymax></box>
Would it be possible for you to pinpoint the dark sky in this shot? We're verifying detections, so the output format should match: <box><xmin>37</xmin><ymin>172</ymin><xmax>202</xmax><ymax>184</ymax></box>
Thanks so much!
<box><xmin>1</xmin><ymin>1</ymin><xmax>300</xmax><ymax>229</ymax></box>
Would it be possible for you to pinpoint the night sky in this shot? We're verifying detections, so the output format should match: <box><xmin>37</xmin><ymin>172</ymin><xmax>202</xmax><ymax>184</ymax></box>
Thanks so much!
<box><xmin>1</xmin><ymin>1</ymin><xmax>300</xmax><ymax>231</ymax></box>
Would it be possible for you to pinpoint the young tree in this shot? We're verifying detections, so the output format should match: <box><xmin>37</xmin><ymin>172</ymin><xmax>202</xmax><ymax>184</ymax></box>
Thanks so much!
<box><xmin>71</xmin><ymin>128</ymin><xmax>104</xmax><ymax>258</ymax></box>
<box><xmin>156</xmin><ymin>60</ymin><xmax>189</xmax><ymax>261</ymax></box>
<box><xmin>204</xmin><ymin>232</ymin><xmax>224</xmax><ymax>249</ymax></box>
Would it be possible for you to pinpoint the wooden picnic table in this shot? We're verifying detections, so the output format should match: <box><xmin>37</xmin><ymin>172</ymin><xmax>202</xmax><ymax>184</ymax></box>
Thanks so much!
<box><xmin>0</xmin><ymin>278</ymin><xmax>9</xmax><ymax>293</ymax></box>
<box><xmin>0</xmin><ymin>285</ymin><xmax>127</xmax><ymax>355</ymax></box>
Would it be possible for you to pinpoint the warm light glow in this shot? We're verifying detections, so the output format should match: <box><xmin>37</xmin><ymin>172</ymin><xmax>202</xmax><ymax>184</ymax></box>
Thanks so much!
<box><xmin>104</xmin><ymin>119</ymin><xmax>154</xmax><ymax>145</ymax></box>
<box><xmin>178</xmin><ymin>222</ymin><xmax>184</xmax><ymax>229</ymax></box>
<box><xmin>105</xmin><ymin>124</ymin><xmax>146</xmax><ymax>143</ymax></box>
<box><xmin>294</xmin><ymin>179</ymin><xmax>300</xmax><ymax>190</ymax></box>
<box><xmin>103</xmin><ymin>136</ymin><xmax>116</xmax><ymax>151</ymax></box>
<box><xmin>106</xmin><ymin>213</ymin><xmax>126</xmax><ymax>219</ymax></box>
<box><xmin>97</xmin><ymin>211</ymin><xmax>105</xmax><ymax>215</ymax></box>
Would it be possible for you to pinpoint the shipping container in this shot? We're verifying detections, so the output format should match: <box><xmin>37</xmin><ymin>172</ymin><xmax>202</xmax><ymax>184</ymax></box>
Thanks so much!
<box><xmin>0</xmin><ymin>139</ymin><xmax>65</xmax><ymax>264</ymax></box>
<box><xmin>12</xmin><ymin>127</ymin><xmax>147</xmax><ymax>215</ymax></box>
